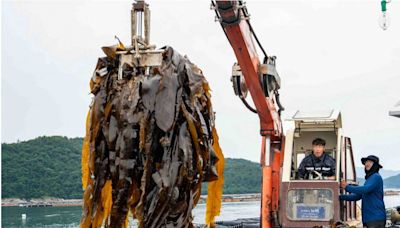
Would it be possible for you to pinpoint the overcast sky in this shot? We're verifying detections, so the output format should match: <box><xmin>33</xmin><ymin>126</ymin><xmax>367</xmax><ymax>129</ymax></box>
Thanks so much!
<box><xmin>2</xmin><ymin>0</ymin><xmax>400</xmax><ymax>170</ymax></box>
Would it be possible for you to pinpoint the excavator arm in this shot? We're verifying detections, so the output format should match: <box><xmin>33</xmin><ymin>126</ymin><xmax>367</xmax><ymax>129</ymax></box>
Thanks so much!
<box><xmin>212</xmin><ymin>0</ymin><xmax>283</xmax><ymax>138</ymax></box>
<box><xmin>212</xmin><ymin>1</ymin><xmax>284</xmax><ymax>227</ymax></box>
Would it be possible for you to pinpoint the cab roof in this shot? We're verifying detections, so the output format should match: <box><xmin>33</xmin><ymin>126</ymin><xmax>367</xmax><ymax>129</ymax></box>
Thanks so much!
<box><xmin>288</xmin><ymin>110</ymin><xmax>342</xmax><ymax>130</ymax></box>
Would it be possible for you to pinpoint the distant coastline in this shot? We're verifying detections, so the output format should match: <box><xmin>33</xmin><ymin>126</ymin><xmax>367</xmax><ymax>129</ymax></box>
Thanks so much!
<box><xmin>1</xmin><ymin>193</ymin><xmax>261</xmax><ymax>207</ymax></box>
<box><xmin>2</xmin><ymin>190</ymin><xmax>399</xmax><ymax>207</ymax></box>
<box><xmin>385</xmin><ymin>189</ymin><xmax>400</xmax><ymax>196</ymax></box>
<box><xmin>1</xmin><ymin>198</ymin><xmax>82</xmax><ymax>207</ymax></box>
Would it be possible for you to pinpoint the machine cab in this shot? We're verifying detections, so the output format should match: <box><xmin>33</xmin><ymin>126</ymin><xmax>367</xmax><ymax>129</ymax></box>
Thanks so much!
<box><xmin>280</xmin><ymin>110</ymin><xmax>360</xmax><ymax>227</ymax></box>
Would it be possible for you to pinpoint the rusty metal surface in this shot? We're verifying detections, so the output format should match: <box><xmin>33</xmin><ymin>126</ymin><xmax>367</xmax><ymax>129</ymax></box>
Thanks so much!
<box><xmin>81</xmin><ymin>45</ymin><xmax>224</xmax><ymax>228</ymax></box>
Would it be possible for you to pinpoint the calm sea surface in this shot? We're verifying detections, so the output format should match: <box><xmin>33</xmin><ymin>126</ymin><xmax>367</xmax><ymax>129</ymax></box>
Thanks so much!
<box><xmin>2</xmin><ymin>196</ymin><xmax>400</xmax><ymax>227</ymax></box>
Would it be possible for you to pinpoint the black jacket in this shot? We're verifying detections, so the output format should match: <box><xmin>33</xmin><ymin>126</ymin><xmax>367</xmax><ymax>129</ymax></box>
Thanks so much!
<box><xmin>297</xmin><ymin>152</ymin><xmax>336</xmax><ymax>179</ymax></box>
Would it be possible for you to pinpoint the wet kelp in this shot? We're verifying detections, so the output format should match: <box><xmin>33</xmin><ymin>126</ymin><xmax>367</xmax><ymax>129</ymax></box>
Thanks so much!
<box><xmin>81</xmin><ymin>45</ymin><xmax>224</xmax><ymax>228</ymax></box>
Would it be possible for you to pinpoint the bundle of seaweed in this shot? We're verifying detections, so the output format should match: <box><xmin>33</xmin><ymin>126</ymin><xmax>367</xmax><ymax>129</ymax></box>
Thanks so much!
<box><xmin>81</xmin><ymin>45</ymin><xmax>224</xmax><ymax>228</ymax></box>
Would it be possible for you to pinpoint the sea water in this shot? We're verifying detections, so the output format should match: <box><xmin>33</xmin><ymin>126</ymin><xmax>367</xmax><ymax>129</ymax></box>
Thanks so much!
<box><xmin>2</xmin><ymin>196</ymin><xmax>399</xmax><ymax>227</ymax></box>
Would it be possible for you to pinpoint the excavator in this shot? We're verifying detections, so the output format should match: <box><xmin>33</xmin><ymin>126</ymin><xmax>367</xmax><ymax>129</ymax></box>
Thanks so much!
<box><xmin>211</xmin><ymin>1</ymin><xmax>361</xmax><ymax>227</ymax></box>
<box><xmin>89</xmin><ymin>1</ymin><xmax>363</xmax><ymax>227</ymax></box>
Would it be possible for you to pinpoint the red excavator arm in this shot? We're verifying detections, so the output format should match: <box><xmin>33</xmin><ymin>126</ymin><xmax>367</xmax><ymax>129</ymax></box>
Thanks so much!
<box><xmin>212</xmin><ymin>1</ymin><xmax>283</xmax><ymax>137</ymax></box>
<box><xmin>212</xmin><ymin>1</ymin><xmax>284</xmax><ymax>227</ymax></box>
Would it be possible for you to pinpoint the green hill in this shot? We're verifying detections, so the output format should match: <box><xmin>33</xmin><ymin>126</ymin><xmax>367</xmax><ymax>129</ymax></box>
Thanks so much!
<box><xmin>216</xmin><ymin>158</ymin><xmax>261</xmax><ymax>194</ymax></box>
<box><xmin>1</xmin><ymin>136</ymin><xmax>262</xmax><ymax>199</ymax></box>
<box><xmin>1</xmin><ymin>136</ymin><xmax>83</xmax><ymax>199</ymax></box>
<box><xmin>2</xmin><ymin>136</ymin><xmax>399</xmax><ymax>199</ymax></box>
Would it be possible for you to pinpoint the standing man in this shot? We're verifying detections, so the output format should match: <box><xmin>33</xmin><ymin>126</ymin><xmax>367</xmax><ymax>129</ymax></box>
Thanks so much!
<box><xmin>297</xmin><ymin>138</ymin><xmax>336</xmax><ymax>180</ymax></box>
<box><xmin>340</xmin><ymin>155</ymin><xmax>386</xmax><ymax>228</ymax></box>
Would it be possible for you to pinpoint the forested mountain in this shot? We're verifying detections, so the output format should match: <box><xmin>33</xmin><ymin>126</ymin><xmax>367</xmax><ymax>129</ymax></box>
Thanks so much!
<box><xmin>2</xmin><ymin>136</ymin><xmax>83</xmax><ymax>199</ymax></box>
<box><xmin>2</xmin><ymin>136</ymin><xmax>399</xmax><ymax>199</ymax></box>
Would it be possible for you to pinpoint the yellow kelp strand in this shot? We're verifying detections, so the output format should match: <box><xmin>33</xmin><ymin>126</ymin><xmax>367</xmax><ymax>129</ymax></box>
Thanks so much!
<box><xmin>205</xmin><ymin>127</ymin><xmax>225</xmax><ymax>227</ymax></box>
<box><xmin>91</xmin><ymin>179</ymin><xmax>112</xmax><ymax>227</ymax></box>
<box><xmin>82</xmin><ymin>110</ymin><xmax>91</xmax><ymax>190</ymax></box>
<box><xmin>102</xmin><ymin>180</ymin><xmax>113</xmax><ymax>224</ymax></box>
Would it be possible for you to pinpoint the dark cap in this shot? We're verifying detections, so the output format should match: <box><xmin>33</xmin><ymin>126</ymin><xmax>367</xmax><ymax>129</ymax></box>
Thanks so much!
<box><xmin>361</xmin><ymin>155</ymin><xmax>383</xmax><ymax>168</ymax></box>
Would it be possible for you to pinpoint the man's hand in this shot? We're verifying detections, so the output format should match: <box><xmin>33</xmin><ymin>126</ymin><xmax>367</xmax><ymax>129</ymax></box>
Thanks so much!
<box><xmin>340</xmin><ymin>180</ymin><xmax>347</xmax><ymax>188</ymax></box>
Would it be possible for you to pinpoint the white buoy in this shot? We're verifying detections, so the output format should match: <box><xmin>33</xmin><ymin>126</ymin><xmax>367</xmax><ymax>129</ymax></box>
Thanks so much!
<box><xmin>21</xmin><ymin>214</ymin><xmax>26</xmax><ymax>220</ymax></box>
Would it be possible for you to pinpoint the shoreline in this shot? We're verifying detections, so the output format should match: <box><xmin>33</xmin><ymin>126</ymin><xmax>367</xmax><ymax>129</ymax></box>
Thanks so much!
<box><xmin>1</xmin><ymin>193</ymin><xmax>262</xmax><ymax>207</ymax></box>
<box><xmin>2</xmin><ymin>190</ymin><xmax>399</xmax><ymax>207</ymax></box>
<box><xmin>1</xmin><ymin>198</ymin><xmax>83</xmax><ymax>207</ymax></box>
